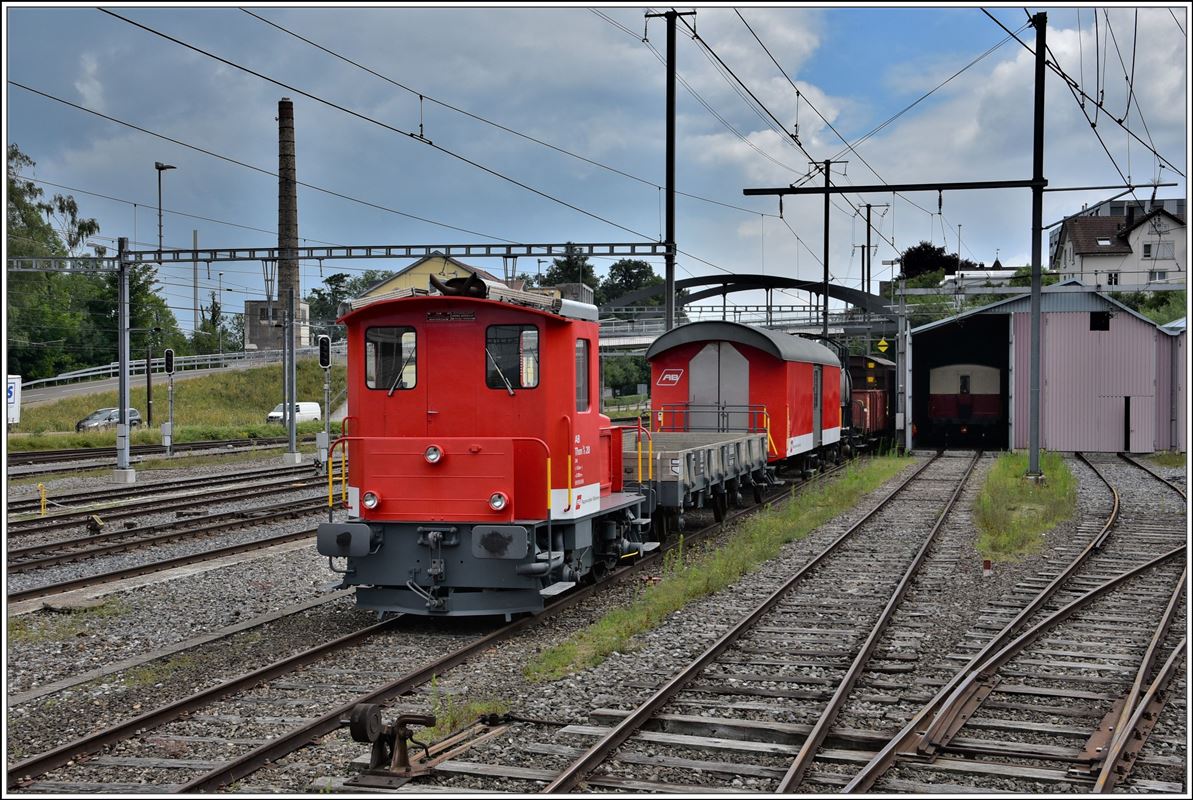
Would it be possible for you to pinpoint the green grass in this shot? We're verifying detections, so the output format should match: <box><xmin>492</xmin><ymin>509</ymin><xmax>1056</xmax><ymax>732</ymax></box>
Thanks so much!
<box><xmin>122</xmin><ymin>654</ymin><xmax>196</xmax><ymax>688</ymax></box>
<box><xmin>425</xmin><ymin>675</ymin><xmax>509</xmax><ymax>741</ymax></box>
<box><xmin>524</xmin><ymin>454</ymin><xmax>911</xmax><ymax>682</ymax></box>
<box><xmin>7</xmin><ymin>599</ymin><xmax>131</xmax><ymax>643</ymax></box>
<box><xmin>974</xmin><ymin>451</ymin><xmax>1076</xmax><ymax>562</ymax></box>
<box><xmin>9</xmin><ymin>360</ymin><xmax>345</xmax><ymax>450</ymax></box>
<box><xmin>1149</xmin><ymin>451</ymin><xmax>1186</xmax><ymax>469</ymax></box>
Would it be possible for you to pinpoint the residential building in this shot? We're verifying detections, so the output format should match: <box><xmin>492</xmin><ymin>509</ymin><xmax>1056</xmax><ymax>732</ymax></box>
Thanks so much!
<box><xmin>1052</xmin><ymin>208</ymin><xmax>1185</xmax><ymax>287</ymax></box>
<box><xmin>1048</xmin><ymin>195</ymin><xmax>1186</xmax><ymax>263</ymax></box>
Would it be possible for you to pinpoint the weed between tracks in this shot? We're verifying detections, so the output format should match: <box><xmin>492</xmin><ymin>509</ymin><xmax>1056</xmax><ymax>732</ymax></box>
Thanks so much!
<box><xmin>426</xmin><ymin>675</ymin><xmax>510</xmax><ymax>740</ymax></box>
<box><xmin>523</xmin><ymin>454</ymin><xmax>911</xmax><ymax>681</ymax></box>
<box><xmin>7</xmin><ymin>599</ymin><xmax>131</xmax><ymax>643</ymax></box>
<box><xmin>974</xmin><ymin>451</ymin><xmax>1076</xmax><ymax>561</ymax></box>
<box><xmin>1149</xmin><ymin>451</ymin><xmax>1187</xmax><ymax>469</ymax></box>
<box><xmin>120</xmin><ymin>654</ymin><xmax>197</xmax><ymax>688</ymax></box>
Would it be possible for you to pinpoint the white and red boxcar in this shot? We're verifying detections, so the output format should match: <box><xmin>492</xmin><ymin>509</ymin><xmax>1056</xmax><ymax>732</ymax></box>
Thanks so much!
<box><xmin>646</xmin><ymin>321</ymin><xmax>843</xmax><ymax>467</ymax></box>
<box><xmin>317</xmin><ymin>282</ymin><xmax>653</xmax><ymax>618</ymax></box>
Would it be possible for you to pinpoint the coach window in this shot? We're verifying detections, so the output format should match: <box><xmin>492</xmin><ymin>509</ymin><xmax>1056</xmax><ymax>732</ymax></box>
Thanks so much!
<box><xmin>366</xmin><ymin>327</ymin><xmax>417</xmax><ymax>391</ymax></box>
<box><xmin>575</xmin><ymin>339</ymin><xmax>590</xmax><ymax>412</ymax></box>
<box><xmin>959</xmin><ymin>375</ymin><xmax>970</xmax><ymax>395</ymax></box>
<box><xmin>486</xmin><ymin>325</ymin><xmax>539</xmax><ymax>391</ymax></box>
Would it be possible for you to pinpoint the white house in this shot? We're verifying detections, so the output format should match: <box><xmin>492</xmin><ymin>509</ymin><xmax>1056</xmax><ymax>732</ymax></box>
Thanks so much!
<box><xmin>1053</xmin><ymin>208</ymin><xmax>1186</xmax><ymax>288</ymax></box>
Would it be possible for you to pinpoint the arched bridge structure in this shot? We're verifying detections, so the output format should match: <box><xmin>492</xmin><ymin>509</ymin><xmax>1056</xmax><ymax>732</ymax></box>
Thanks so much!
<box><xmin>602</xmin><ymin>273</ymin><xmax>891</xmax><ymax>316</ymax></box>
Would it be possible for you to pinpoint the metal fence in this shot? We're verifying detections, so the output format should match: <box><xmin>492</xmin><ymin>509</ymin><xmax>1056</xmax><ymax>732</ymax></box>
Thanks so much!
<box><xmin>21</xmin><ymin>343</ymin><xmax>348</xmax><ymax>390</ymax></box>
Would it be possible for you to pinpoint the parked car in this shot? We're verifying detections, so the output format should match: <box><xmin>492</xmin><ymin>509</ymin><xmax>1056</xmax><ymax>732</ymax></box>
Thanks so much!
<box><xmin>266</xmin><ymin>402</ymin><xmax>322</xmax><ymax>424</ymax></box>
<box><xmin>76</xmin><ymin>408</ymin><xmax>142</xmax><ymax>432</ymax></box>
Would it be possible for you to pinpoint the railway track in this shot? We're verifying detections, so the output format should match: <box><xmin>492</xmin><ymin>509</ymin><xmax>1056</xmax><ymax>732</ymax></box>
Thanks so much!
<box><xmin>379</xmin><ymin>451</ymin><xmax>1185</xmax><ymax>794</ymax></box>
<box><xmin>842</xmin><ymin>452</ymin><xmax>1187</xmax><ymax>793</ymax></box>
<box><xmin>7</xmin><ymin>463</ymin><xmax>320</xmax><ymax>518</ymax></box>
<box><xmin>7</xmin><ymin>497</ymin><xmax>328</xmax><ymax>576</ymax></box>
<box><xmin>512</xmin><ymin>451</ymin><xmax>977</xmax><ymax>793</ymax></box>
<box><xmin>5</xmin><ymin>451</ymin><xmax>868</xmax><ymax>793</ymax></box>
<box><xmin>6</xmin><ymin>437</ymin><xmax>308</xmax><ymax>467</ymax></box>
<box><xmin>7</xmin><ymin>473</ymin><xmax>333</xmax><ymax>537</ymax></box>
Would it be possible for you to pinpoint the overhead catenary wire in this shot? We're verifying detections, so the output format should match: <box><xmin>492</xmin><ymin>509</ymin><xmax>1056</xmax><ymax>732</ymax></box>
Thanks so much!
<box><xmin>246</xmin><ymin>7</ymin><xmax>774</xmax><ymax>220</ymax></box>
<box><xmin>9</xmin><ymin>82</ymin><xmax>521</xmax><ymax>244</ymax></box>
<box><xmin>14</xmin><ymin>174</ymin><xmax>345</xmax><ymax>246</ymax></box>
<box><xmin>981</xmin><ymin>8</ymin><xmax>1181</xmax><ymax>177</ymax></box>
<box><xmin>98</xmin><ymin>8</ymin><xmax>657</xmax><ymax>243</ymax></box>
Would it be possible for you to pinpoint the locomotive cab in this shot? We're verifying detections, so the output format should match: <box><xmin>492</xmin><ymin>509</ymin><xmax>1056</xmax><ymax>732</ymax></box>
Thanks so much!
<box><xmin>318</xmin><ymin>285</ymin><xmax>653</xmax><ymax>617</ymax></box>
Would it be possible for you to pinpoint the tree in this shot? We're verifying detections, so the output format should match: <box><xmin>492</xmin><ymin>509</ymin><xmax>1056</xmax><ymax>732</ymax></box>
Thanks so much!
<box><xmin>305</xmin><ymin>270</ymin><xmax>393</xmax><ymax>342</ymax></box>
<box><xmin>540</xmin><ymin>244</ymin><xmax>600</xmax><ymax>301</ymax></box>
<box><xmin>599</xmin><ymin>259</ymin><xmax>663</xmax><ymax>307</ymax></box>
<box><xmin>1110</xmin><ymin>290</ymin><xmax>1186</xmax><ymax>326</ymax></box>
<box><xmin>601</xmin><ymin>354</ymin><xmax>650</xmax><ymax>395</ymax></box>
<box><xmin>7</xmin><ymin>144</ymin><xmax>107</xmax><ymax>378</ymax></box>
<box><xmin>897</xmin><ymin>240</ymin><xmax>978</xmax><ymax>280</ymax></box>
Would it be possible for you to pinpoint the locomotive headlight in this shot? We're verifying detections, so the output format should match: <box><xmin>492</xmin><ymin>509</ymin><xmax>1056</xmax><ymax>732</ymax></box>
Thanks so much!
<box><xmin>424</xmin><ymin>445</ymin><xmax>443</xmax><ymax>464</ymax></box>
<box><xmin>362</xmin><ymin>491</ymin><xmax>380</xmax><ymax>510</ymax></box>
<box><xmin>488</xmin><ymin>492</ymin><xmax>508</xmax><ymax>511</ymax></box>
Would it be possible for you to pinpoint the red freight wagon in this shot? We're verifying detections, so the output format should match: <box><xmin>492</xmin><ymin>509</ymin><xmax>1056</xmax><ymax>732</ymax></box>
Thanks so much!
<box><xmin>851</xmin><ymin>388</ymin><xmax>889</xmax><ymax>435</ymax></box>
<box><xmin>646</xmin><ymin>321</ymin><xmax>843</xmax><ymax>467</ymax></box>
<box><xmin>317</xmin><ymin>281</ymin><xmax>653</xmax><ymax>618</ymax></box>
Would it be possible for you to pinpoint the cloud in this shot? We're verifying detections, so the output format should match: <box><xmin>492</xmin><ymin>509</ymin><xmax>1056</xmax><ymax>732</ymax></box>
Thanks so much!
<box><xmin>73</xmin><ymin>53</ymin><xmax>106</xmax><ymax>112</ymax></box>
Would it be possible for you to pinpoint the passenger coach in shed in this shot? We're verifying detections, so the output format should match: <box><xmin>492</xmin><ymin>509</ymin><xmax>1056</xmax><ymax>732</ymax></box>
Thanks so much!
<box><xmin>317</xmin><ymin>276</ymin><xmax>655</xmax><ymax>618</ymax></box>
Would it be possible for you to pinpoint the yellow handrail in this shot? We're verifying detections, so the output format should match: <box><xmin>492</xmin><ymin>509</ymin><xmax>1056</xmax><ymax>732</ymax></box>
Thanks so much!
<box><xmin>764</xmin><ymin>410</ymin><xmax>777</xmax><ymax>456</ymax></box>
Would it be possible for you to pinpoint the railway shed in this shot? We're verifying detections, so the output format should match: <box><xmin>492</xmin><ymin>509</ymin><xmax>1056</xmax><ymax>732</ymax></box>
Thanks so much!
<box><xmin>908</xmin><ymin>284</ymin><xmax>1186</xmax><ymax>453</ymax></box>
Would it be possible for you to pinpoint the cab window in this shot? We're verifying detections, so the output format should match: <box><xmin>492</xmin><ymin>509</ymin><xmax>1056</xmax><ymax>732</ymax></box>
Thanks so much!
<box><xmin>575</xmin><ymin>339</ymin><xmax>590</xmax><ymax>412</ymax></box>
<box><xmin>486</xmin><ymin>325</ymin><xmax>539</xmax><ymax>390</ymax></box>
<box><xmin>366</xmin><ymin>327</ymin><xmax>417</xmax><ymax>390</ymax></box>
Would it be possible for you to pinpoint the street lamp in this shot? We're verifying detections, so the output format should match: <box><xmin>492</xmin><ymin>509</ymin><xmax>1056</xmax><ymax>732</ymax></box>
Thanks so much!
<box><xmin>154</xmin><ymin>162</ymin><xmax>176</xmax><ymax>255</ymax></box>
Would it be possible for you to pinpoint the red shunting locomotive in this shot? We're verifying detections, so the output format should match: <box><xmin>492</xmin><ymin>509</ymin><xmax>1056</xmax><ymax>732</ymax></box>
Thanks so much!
<box><xmin>317</xmin><ymin>278</ymin><xmax>654</xmax><ymax>617</ymax></box>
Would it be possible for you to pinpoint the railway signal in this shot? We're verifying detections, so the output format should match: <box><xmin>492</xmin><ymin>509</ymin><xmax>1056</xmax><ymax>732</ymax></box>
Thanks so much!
<box><xmin>318</xmin><ymin>335</ymin><xmax>332</xmax><ymax>482</ymax></box>
<box><xmin>163</xmin><ymin>348</ymin><xmax>175</xmax><ymax>457</ymax></box>
<box><xmin>318</xmin><ymin>335</ymin><xmax>331</xmax><ymax>369</ymax></box>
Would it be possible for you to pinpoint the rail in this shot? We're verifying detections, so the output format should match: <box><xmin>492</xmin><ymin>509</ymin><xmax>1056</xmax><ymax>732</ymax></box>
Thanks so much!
<box><xmin>841</xmin><ymin>451</ymin><xmax>1162</xmax><ymax>792</ymax></box>
<box><xmin>778</xmin><ymin>451</ymin><xmax>981</xmax><ymax>790</ymax></box>
<box><xmin>544</xmin><ymin>452</ymin><xmax>943</xmax><ymax>793</ymax></box>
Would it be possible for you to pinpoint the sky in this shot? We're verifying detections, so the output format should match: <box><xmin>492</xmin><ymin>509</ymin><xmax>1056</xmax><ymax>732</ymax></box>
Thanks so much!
<box><xmin>4</xmin><ymin>2</ymin><xmax>1189</xmax><ymax>335</ymax></box>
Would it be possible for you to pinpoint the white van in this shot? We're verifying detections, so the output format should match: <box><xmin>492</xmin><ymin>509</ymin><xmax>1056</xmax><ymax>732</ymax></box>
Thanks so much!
<box><xmin>266</xmin><ymin>402</ymin><xmax>322</xmax><ymax>424</ymax></box>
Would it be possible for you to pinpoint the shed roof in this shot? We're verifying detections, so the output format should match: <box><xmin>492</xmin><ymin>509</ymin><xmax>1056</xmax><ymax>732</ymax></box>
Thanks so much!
<box><xmin>910</xmin><ymin>280</ymin><xmax>1177</xmax><ymax>336</ymax></box>
<box><xmin>647</xmin><ymin>321</ymin><xmax>839</xmax><ymax>366</ymax></box>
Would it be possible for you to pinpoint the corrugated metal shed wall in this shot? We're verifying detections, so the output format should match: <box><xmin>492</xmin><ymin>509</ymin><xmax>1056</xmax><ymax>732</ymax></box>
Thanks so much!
<box><xmin>1041</xmin><ymin>312</ymin><xmax>1157</xmax><ymax>452</ymax></box>
<box><xmin>1155</xmin><ymin>334</ymin><xmax>1172</xmax><ymax>451</ymax></box>
<box><xmin>1175</xmin><ymin>333</ymin><xmax>1187</xmax><ymax>452</ymax></box>
<box><xmin>921</xmin><ymin>292</ymin><xmax>1181</xmax><ymax>453</ymax></box>
<box><xmin>1012</xmin><ymin>312</ymin><xmax>1032</xmax><ymax>449</ymax></box>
